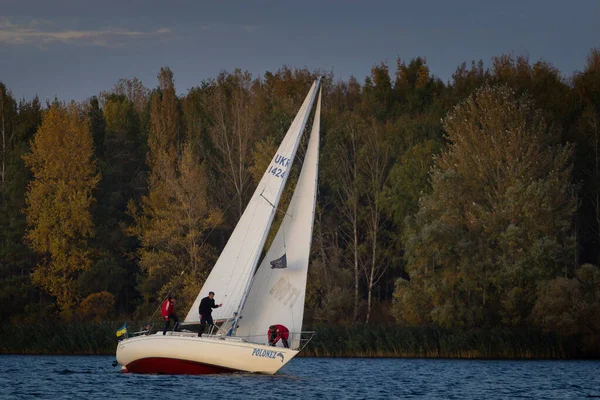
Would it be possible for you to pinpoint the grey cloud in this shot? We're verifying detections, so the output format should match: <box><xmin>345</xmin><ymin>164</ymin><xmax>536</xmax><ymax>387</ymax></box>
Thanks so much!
<box><xmin>0</xmin><ymin>17</ymin><xmax>172</xmax><ymax>47</ymax></box>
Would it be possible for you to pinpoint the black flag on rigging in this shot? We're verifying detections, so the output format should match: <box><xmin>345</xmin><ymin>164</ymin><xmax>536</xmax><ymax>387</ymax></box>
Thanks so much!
<box><xmin>270</xmin><ymin>253</ymin><xmax>287</xmax><ymax>269</ymax></box>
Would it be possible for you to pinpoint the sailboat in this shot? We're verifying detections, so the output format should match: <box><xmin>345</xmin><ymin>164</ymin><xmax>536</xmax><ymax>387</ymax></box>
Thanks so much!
<box><xmin>116</xmin><ymin>78</ymin><xmax>323</xmax><ymax>374</ymax></box>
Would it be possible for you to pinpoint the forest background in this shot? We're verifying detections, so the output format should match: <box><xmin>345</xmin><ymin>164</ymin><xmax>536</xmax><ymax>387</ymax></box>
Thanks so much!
<box><xmin>1</xmin><ymin>49</ymin><xmax>599</xmax><ymax>357</ymax></box>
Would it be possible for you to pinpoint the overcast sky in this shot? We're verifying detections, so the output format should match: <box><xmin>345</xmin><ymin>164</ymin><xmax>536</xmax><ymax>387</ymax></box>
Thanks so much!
<box><xmin>1</xmin><ymin>0</ymin><xmax>599</xmax><ymax>102</ymax></box>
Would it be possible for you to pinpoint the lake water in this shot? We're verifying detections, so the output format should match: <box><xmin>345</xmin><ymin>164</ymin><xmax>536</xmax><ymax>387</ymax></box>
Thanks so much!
<box><xmin>0</xmin><ymin>356</ymin><xmax>598</xmax><ymax>399</ymax></box>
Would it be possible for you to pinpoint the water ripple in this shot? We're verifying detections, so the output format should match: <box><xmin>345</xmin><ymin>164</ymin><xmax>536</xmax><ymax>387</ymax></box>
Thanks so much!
<box><xmin>0</xmin><ymin>356</ymin><xmax>598</xmax><ymax>399</ymax></box>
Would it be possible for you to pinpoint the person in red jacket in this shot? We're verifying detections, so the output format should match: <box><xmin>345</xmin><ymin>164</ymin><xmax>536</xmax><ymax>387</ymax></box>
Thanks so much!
<box><xmin>161</xmin><ymin>296</ymin><xmax>179</xmax><ymax>335</ymax></box>
<box><xmin>268</xmin><ymin>324</ymin><xmax>289</xmax><ymax>348</ymax></box>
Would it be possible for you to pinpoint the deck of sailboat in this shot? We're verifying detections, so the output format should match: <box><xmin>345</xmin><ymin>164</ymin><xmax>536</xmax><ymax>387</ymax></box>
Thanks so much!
<box><xmin>119</xmin><ymin>330</ymin><xmax>294</xmax><ymax>349</ymax></box>
<box><xmin>117</xmin><ymin>332</ymin><xmax>300</xmax><ymax>375</ymax></box>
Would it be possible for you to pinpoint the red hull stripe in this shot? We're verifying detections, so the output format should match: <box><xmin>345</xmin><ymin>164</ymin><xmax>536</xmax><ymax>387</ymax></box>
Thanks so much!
<box><xmin>124</xmin><ymin>357</ymin><xmax>238</xmax><ymax>375</ymax></box>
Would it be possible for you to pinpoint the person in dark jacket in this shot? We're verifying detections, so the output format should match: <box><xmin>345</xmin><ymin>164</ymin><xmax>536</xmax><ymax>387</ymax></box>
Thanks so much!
<box><xmin>198</xmin><ymin>291</ymin><xmax>222</xmax><ymax>337</ymax></box>
<box><xmin>268</xmin><ymin>324</ymin><xmax>289</xmax><ymax>348</ymax></box>
<box><xmin>161</xmin><ymin>296</ymin><xmax>179</xmax><ymax>335</ymax></box>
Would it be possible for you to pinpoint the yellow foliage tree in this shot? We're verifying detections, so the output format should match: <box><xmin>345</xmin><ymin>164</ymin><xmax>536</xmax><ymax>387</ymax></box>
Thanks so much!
<box><xmin>23</xmin><ymin>103</ymin><xmax>100</xmax><ymax>314</ymax></box>
<box><xmin>78</xmin><ymin>291</ymin><xmax>115</xmax><ymax>322</ymax></box>
<box><xmin>129</xmin><ymin>68</ymin><xmax>221</xmax><ymax>313</ymax></box>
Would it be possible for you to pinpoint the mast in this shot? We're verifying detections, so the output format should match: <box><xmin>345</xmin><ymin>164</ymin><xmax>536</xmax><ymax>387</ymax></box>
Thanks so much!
<box><xmin>229</xmin><ymin>77</ymin><xmax>322</xmax><ymax>336</ymax></box>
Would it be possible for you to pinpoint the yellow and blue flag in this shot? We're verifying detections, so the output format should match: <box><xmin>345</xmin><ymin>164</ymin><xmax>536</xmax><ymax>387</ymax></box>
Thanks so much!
<box><xmin>116</xmin><ymin>323</ymin><xmax>127</xmax><ymax>338</ymax></box>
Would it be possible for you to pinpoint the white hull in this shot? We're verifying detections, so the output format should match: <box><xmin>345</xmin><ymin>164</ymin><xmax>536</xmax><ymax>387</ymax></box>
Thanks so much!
<box><xmin>116</xmin><ymin>332</ymin><xmax>298</xmax><ymax>375</ymax></box>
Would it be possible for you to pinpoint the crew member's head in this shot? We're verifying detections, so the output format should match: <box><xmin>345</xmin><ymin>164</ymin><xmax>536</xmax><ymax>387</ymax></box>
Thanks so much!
<box><xmin>209</xmin><ymin>291</ymin><xmax>215</xmax><ymax>299</ymax></box>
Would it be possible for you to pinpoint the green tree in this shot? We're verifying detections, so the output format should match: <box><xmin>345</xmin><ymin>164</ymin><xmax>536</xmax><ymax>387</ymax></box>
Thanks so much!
<box><xmin>383</xmin><ymin>139</ymin><xmax>442</xmax><ymax>228</ymax></box>
<box><xmin>572</xmin><ymin>49</ymin><xmax>600</xmax><ymax>264</ymax></box>
<box><xmin>365</xmin><ymin>62</ymin><xmax>393</xmax><ymax>121</ymax></box>
<box><xmin>81</xmin><ymin>94</ymin><xmax>146</xmax><ymax>313</ymax></box>
<box><xmin>0</xmin><ymin>87</ymin><xmax>41</xmax><ymax>321</ymax></box>
<box><xmin>398</xmin><ymin>86</ymin><xmax>576</xmax><ymax>328</ymax></box>
<box><xmin>532</xmin><ymin>264</ymin><xmax>600</xmax><ymax>352</ymax></box>
<box><xmin>0</xmin><ymin>83</ymin><xmax>17</xmax><ymax>198</ymax></box>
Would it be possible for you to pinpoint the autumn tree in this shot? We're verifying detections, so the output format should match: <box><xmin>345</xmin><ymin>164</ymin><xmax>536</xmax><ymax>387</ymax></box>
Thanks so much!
<box><xmin>130</xmin><ymin>67</ymin><xmax>179</xmax><ymax>307</ymax></box>
<box><xmin>102</xmin><ymin>77</ymin><xmax>150</xmax><ymax>114</ymax></box>
<box><xmin>397</xmin><ymin>86</ymin><xmax>576</xmax><ymax>328</ymax></box>
<box><xmin>323</xmin><ymin>112</ymin><xmax>367</xmax><ymax>321</ymax></box>
<box><xmin>205</xmin><ymin>70</ymin><xmax>261</xmax><ymax>220</ymax></box>
<box><xmin>323</xmin><ymin>111</ymin><xmax>396</xmax><ymax>322</ymax></box>
<box><xmin>131</xmin><ymin>68</ymin><xmax>220</xmax><ymax>313</ymax></box>
<box><xmin>77</xmin><ymin>291</ymin><xmax>115</xmax><ymax>322</ymax></box>
<box><xmin>489</xmin><ymin>55</ymin><xmax>571</xmax><ymax>128</ymax></box>
<box><xmin>327</xmin><ymin>76</ymin><xmax>362</xmax><ymax>114</ymax></box>
<box><xmin>23</xmin><ymin>103</ymin><xmax>100</xmax><ymax>314</ymax></box>
<box><xmin>394</xmin><ymin>57</ymin><xmax>445</xmax><ymax>117</ymax></box>
<box><xmin>360</xmin><ymin>121</ymin><xmax>394</xmax><ymax>322</ymax></box>
<box><xmin>131</xmin><ymin>143</ymin><xmax>221</xmax><ymax>312</ymax></box>
<box><xmin>447</xmin><ymin>60</ymin><xmax>489</xmax><ymax>104</ymax></box>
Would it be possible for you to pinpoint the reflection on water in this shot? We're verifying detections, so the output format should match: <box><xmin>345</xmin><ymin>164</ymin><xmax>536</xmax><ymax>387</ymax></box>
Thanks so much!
<box><xmin>0</xmin><ymin>355</ymin><xmax>598</xmax><ymax>399</ymax></box>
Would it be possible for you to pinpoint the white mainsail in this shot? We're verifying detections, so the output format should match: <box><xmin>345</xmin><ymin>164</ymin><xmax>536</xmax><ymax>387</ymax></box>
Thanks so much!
<box><xmin>184</xmin><ymin>79</ymin><xmax>321</xmax><ymax>323</ymax></box>
<box><xmin>235</xmin><ymin>89</ymin><xmax>322</xmax><ymax>348</ymax></box>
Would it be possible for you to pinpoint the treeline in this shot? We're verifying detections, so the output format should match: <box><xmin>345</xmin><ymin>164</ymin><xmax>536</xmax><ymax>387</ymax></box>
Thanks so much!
<box><xmin>0</xmin><ymin>50</ymin><xmax>599</xmax><ymax>354</ymax></box>
<box><xmin>2</xmin><ymin>322</ymin><xmax>593</xmax><ymax>359</ymax></box>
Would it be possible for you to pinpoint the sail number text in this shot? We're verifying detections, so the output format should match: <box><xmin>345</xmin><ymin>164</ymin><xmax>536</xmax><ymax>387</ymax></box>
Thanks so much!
<box><xmin>268</xmin><ymin>154</ymin><xmax>290</xmax><ymax>179</ymax></box>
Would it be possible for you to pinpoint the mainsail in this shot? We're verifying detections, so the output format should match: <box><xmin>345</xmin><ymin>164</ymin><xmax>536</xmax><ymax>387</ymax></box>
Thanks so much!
<box><xmin>235</xmin><ymin>89</ymin><xmax>322</xmax><ymax>348</ymax></box>
<box><xmin>184</xmin><ymin>79</ymin><xmax>321</xmax><ymax>324</ymax></box>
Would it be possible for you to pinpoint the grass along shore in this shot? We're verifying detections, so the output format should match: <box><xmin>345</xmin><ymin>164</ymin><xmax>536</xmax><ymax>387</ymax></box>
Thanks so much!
<box><xmin>0</xmin><ymin>322</ymin><xmax>597</xmax><ymax>359</ymax></box>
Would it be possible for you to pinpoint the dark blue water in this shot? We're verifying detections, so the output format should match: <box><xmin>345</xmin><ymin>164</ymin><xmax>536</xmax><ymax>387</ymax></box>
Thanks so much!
<box><xmin>0</xmin><ymin>356</ymin><xmax>598</xmax><ymax>399</ymax></box>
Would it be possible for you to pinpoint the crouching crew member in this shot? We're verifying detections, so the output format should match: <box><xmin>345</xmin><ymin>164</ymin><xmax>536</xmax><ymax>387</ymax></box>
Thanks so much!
<box><xmin>268</xmin><ymin>324</ymin><xmax>289</xmax><ymax>348</ymax></box>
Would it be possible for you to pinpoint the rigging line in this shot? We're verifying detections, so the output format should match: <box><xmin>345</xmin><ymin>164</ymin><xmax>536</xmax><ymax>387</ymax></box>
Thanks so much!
<box><xmin>144</xmin><ymin>188</ymin><xmax>240</xmax><ymax>325</ymax></box>
<box><xmin>282</xmin><ymin>214</ymin><xmax>287</xmax><ymax>250</ymax></box>
<box><xmin>260</xmin><ymin>193</ymin><xmax>293</xmax><ymax>219</ymax></box>
<box><xmin>260</xmin><ymin>193</ymin><xmax>275</xmax><ymax>208</ymax></box>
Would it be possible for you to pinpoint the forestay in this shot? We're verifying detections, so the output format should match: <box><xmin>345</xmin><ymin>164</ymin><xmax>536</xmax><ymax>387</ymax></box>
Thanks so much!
<box><xmin>184</xmin><ymin>80</ymin><xmax>321</xmax><ymax>324</ymax></box>
<box><xmin>235</xmin><ymin>89</ymin><xmax>322</xmax><ymax>349</ymax></box>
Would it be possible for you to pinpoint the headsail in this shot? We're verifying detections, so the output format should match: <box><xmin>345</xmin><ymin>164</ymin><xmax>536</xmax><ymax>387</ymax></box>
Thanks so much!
<box><xmin>184</xmin><ymin>80</ymin><xmax>321</xmax><ymax>324</ymax></box>
<box><xmin>235</xmin><ymin>89</ymin><xmax>322</xmax><ymax>348</ymax></box>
